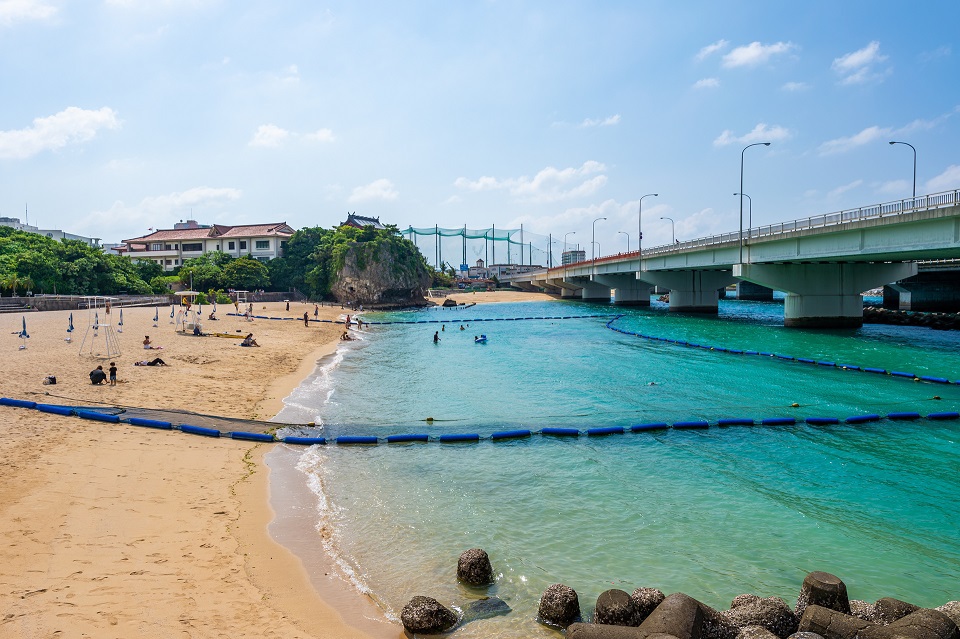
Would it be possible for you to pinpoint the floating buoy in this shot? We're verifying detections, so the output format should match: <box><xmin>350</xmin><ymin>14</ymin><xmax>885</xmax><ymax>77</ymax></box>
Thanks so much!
<box><xmin>425</xmin><ymin>417</ymin><xmax>434</xmax><ymax>423</ymax></box>
<box><xmin>791</xmin><ymin>403</ymin><xmax>800</xmax><ymax>408</ymax></box>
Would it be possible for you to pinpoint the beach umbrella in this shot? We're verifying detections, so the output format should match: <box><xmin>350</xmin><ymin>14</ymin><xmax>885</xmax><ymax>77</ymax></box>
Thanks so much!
<box><xmin>18</xmin><ymin>316</ymin><xmax>29</xmax><ymax>350</ymax></box>
<box><xmin>153</xmin><ymin>307</ymin><xmax>159</xmax><ymax>327</ymax></box>
<box><xmin>67</xmin><ymin>313</ymin><xmax>74</xmax><ymax>333</ymax></box>
<box><xmin>117</xmin><ymin>308</ymin><xmax>124</xmax><ymax>333</ymax></box>
<box><xmin>213</xmin><ymin>302</ymin><xmax>217</xmax><ymax>313</ymax></box>
<box><xmin>93</xmin><ymin>311</ymin><xmax>100</xmax><ymax>336</ymax></box>
<box><xmin>169</xmin><ymin>305</ymin><xmax>175</xmax><ymax>324</ymax></box>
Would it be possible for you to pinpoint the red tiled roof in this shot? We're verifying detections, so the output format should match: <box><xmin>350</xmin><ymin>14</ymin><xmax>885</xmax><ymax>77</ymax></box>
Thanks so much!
<box><xmin>122</xmin><ymin>222</ymin><xmax>294</xmax><ymax>244</ymax></box>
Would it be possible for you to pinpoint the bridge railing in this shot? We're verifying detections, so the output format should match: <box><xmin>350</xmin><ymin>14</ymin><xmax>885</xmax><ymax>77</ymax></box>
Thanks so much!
<box><xmin>640</xmin><ymin>189</ymin><xmax>960</xmax><ymax>258</ymax></box>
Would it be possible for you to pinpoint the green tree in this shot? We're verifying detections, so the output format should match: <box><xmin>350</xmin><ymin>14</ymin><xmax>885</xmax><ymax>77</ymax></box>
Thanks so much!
<box><xmin>221</xmin><ymin>256</ymin><xmax>270</xmax><ymax>290</ymax></box>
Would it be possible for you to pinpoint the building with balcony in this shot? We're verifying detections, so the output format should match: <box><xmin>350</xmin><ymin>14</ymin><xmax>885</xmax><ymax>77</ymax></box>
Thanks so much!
<box><xmin>119</xmin><ymin>222</ymin><xmax>295</xmax><ymax>271</ymax></box>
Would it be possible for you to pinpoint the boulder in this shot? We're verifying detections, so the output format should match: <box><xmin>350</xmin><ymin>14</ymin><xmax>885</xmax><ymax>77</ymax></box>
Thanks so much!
<box><xmin>796</xmin><ymin>572</ymin><xmax>850</xmax><ymax>619</ymax></box>
<box><xmin>638</xmin><ymin>592</ymin><xmax>705</xmax><ymax>639</ymax></box>
<box><xmin>798</xmin><ymin>604</ymin><xmax>874</xmax><ymax>639</ymax></box>
<box><xmin>595</xmin><ymin>589</ymin><xmax>641</xmax><ymax>626</ymax></box>
<box><xmin>859</xmin><ymin>608</ymin><xmax>959</xmax><ymax>639</ymax></box>
<box><xmin>632</xmin><ymin>588</ymin><xmax>667</xmax><ymax>622</ymax></box>
<box><xmin>567</xmin><ymin>623</ymin><xmax>647</xmax><ymax>639</ymax></box>
<box><xmin>936</xmin><ymin>603</ymin><xmax>960</xmax><ymax>628</ymax></box>
<box><xmin>400</xmin><ymin>596</ymin><xmax>458</xmax><ymax>634</ymax></box>
<box><xmin>738</xmin><ymin>626</ymin><xmax>781</xmax><ymax>639</ymax></box>
<box><xmin>787</xmin><ymin>633</ymin><xmax>825</xmax><ymax>639</ymax></box>
<box><xmin>874</xmin><ymin>597</ymin><xmax>920</xmax><ymax>625</ymax></box>
<box><xmin>850</xmin><ymin>600</ymin><xmax>878</xmax><ymax>622</ymax></box>
<box><xmin>538</xmin><ymin>583</ymin><xmax>581</xmax><ymax>628</ymax></box>
<box><xmin>461</xmin><ymin>597</ymin><xmax>511</xmax><ymax>623</ymax></box>
<box><xmin>457</xmin><ymin>548</ymin><xmax>493</xmax><ymax>586</ymax></box>
<box><xmin>722</xmin><ymin>596</ymin><xmax>798</xmax><ymax>638</ymax></box>
<box><xmin>732</xmin><ymin>595</ymin><xmax>763</xmax><ymax>609</ymax></box>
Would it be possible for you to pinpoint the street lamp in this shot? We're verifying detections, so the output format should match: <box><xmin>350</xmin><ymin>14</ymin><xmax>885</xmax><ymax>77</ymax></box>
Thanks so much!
<box><xmin>660</xmin><ymin>217</ymin><xmax>675</xmax><ymax>244</ymax></box>
<box><xmin>888</xmin><ymin>140</ymin><xmax>917</xmax><ymax>200</ymax></box>
<box><xmin>592</xmin><ymin>216</ymin><xmax>606</xmax><ymax>265</ymax></box>
<box><xmin>740</xmin><ymin>142</ymin><xmax>771</xmax><ymax>263</ymax></box>
<box><xmin>734</xmin><ymin>192</ymin><xmax>752</xmax><ymax>237</ymax></box>
<box><xmin>618</xmin><ymin>231</ymin><xmax>630</xmax><ymax>253</ymax></box>
<box><xmin>564</xmin><ymin>231</ymin><xmax>576</xmax><ymax>256</ymax></box>
<box><xmin>638</xmin><ymin>193</ymin><xmax>658</xmax><ymax>258</ymax></box>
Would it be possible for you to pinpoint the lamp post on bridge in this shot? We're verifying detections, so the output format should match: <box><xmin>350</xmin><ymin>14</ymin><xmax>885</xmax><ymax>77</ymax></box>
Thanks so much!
<box><xmin>592</xmin><ymin>217</ymin><xmax>606</xmax><ymax>269</ymax></box>
<box><xmin>660</xmin><ymin>217</ymin><xmax>675</xmax><ymax>244</ymax></box>
<box><xmin>618</xmin><ymin>231</ymin><xmax>630</xmax><ymax>253</ymax></box>
<box><xmin>638</xmin><ymin>193</ymin><xmax>658</xmax><ymax>259</ymax></box>
<box><xmin>734</xmin><ymin>192</ymin><xmax>752</xmax><ymax>237</ymax></box>
<box><xmin>888</xmin><ymin>140</ymin><xmax>917</xmax><ymax>200</ymax></box>
<box><xmin>564</xmin><ymin>231</ymin><xmax>576</xmax><ymax>260</ymax></box>
<box><xmin>740</xmin><ymin>142</ymin><xmax>770</xmax><ymax>263</ymax></box>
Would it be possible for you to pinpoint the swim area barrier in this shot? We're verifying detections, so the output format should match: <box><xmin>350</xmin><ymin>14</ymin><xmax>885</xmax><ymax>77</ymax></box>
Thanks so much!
<box><xmin>2</xmin><ymin>397</ymin><xmax>958</xmax><ymax>448</ymax></box>
<box><xmin>604</xmin><ymin>316</ymin><xmax>960</xmax><ymax>387</ymax></box>
<box><xmin>229</xmin><ymin>312</ymin><xmax>618</xmax><ymax>325</ymax></box>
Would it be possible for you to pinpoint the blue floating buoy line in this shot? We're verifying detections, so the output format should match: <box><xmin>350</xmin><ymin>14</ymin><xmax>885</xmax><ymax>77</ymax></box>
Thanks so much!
<box><xmin>605</xmin><ymin>316</ymin><xmax>960</xmax><ymax>386</ymax></box>
<box><xmin>2</xmin><ymin>397</ymin><xmax>958</xmax><ymax>449</ymax></box>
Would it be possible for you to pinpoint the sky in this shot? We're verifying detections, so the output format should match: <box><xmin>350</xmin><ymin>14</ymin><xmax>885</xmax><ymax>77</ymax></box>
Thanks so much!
<box><xmin>1</xmin><ymin>0</ymin><xmax>959</xmax><ymax>263</ymax></box>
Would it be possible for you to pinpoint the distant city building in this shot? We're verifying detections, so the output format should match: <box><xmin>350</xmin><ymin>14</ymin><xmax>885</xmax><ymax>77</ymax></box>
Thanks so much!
<box><xmin>468</xmin><ymin>258</ymin><xmax>489</xmax><ymax>279</ymax></box>
<box><xmin>340</xmin><ymin>213</ymin><xmax>385</xmax><ymax>230</ymax></box>
<box><xmin>562</xmin><ymin>249</ymin><xmax>586</xmax><ymax>265</ymax></box>
<box><xmin>0</xmin><ymin>216</ymin><xmax>101</xmax><ymax>248</ymax></box>
<box><xmin>120</xmin><ymin>222</ymin><xmax>295</xmax><ymax>271</ymax></box>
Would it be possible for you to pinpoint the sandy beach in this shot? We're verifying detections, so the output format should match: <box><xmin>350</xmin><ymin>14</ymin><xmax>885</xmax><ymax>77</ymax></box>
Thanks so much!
<box><xmin>0</xmin><ymin>291</ymin><xmax>554</xmax><ymax>638</ymax></box>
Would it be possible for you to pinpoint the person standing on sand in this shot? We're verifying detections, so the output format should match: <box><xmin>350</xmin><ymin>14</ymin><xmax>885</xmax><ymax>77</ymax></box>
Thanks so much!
<box><xmin>313</xmin><ymin>303</ymin><xmax>319</xmax><ymax>318</ymax></box>
<box><xmin>303</xmin><ymin>311</ymin><xmax>309</xmax><ymax>327</ymax></box>
<box><xmin>286</xmin><ymin>301</ymin><xmax>290</xmax><ymax>311</ymax></box>
<box><xmin>109</xmin><ymin>362</ymin><xmax>117</xmax><ymax>386</ymax></box>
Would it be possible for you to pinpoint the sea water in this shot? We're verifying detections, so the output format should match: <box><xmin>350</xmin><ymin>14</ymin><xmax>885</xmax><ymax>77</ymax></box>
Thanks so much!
<box><xmin>273</xmin><ymin>298</ymin><xmax>960</xmax><ymax>638</ymax></box>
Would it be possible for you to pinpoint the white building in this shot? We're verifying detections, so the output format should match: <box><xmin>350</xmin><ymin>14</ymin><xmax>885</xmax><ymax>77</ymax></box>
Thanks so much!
<box><xmin>0</xmin><ymin>217</ymin><xmax>101</xmax><ymax>248</ymax></box>
<box><xmin>119</xmin><ymin>221</ymin><xmax>295</xmax><ymax>271</ymax></box>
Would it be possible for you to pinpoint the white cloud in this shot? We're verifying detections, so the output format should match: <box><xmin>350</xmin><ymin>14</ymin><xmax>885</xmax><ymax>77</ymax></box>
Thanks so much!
<box><xmin>0</xmin><ymin>0</ymin><xmax>56</xmax><ymax>26</ymax></box>
<box><xmin>579</xmin><ymin>114</ymin><xmax>620</xmax><ymax>128</ymax></box>
<box><xmin>348</xmin><ymin>178</ymin><xmax>398</xmax><ymax>203</ymax></box>
<box><xmin>305</xmin><ymin>128</ymin><xmax>335</xmax><ymax>143</ymax></box>
<box><xmin>832</xmin><ymin>41</ymin><xmax>888</xmax><ymax>85</ymax></box>
<box><xmin>876</xmin><ymin>179</ymin><xmax>910</xmax><ymax>196</ymax></box>
<box><xmin>693</xmin><ymin>78</ymin><xmax>720</xmax><ymax>89</ymax></box>
<box><xmin>919</xmin><ymin>45</ymin><xmax>951</xmax><ymax>63</ymax></box>
<box><xmin>696</xmin><ymin>39</ymin><xmax>728</xmax><ymax>61</ymax></box>
<box><xmin>454</xmin><ymin>161</ymin><xmax>608</xmax><ymax>203</ymax></box>
<box><xmin>713</xmin><ymin>123</ymin><xmax>791</xmax><ymax>147</ymax></box>
<box><xmin>781</xmin><ymin>81</ymin><xmax>810</xmax><ymax>92</ymax></box>
<box><xmin>0</xmin><ymin>106</ymin><xmax>120</xmax><ymax>159</ymax></box>
<box><xmin>828</xmin><ymin>180</ymin><xmax>863</xmax><ymax>199</ymax></box>
<box><xmin>79</xmin><ymin>186</ymin><xmax>243</xmax><ymax>240</ymax></box>
<box><xmin>722</xmin><ymin>41</ymin><xmax>795</xmax><ymax>68</ymax></box>
<box><xmin>817</xmin><ymin>125</ymin><xmax>890</xmax><ymax>155</ymax></box>
<box><xmin>279</xmin><ymin>64</ymin><xmax>300</xmax><ymax>84</ymax></box>
<box><xmin>248</xmin><ymin>124</ymin><xmax>290</xmax><ymax>147</ymax></box>
<box><xmin>926</xmin><ymin>165</ymin><xmax>960</xmax><ymax>192</ymax></box>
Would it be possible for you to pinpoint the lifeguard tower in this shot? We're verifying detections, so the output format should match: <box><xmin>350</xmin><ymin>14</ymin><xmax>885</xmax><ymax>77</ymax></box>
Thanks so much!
<box><xmin>78</xmin><ymin>296</ymin><xmax>121</xmax><ymax>358</ymax></box>
<box><xmin>175</xmin><ymin>291</ymin><xmax>202</xmax><ymax>333</ymax></box>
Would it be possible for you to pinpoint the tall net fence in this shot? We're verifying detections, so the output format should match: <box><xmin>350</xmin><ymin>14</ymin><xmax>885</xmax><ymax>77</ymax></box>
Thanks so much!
<box><xmin>400</xmin><ymin>226</ymin><xmax>583</xmax><ymax>270</ymax></box>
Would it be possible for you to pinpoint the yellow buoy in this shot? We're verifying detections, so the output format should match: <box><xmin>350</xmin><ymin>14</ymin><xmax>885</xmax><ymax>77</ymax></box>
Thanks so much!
<box><xmin>791</xmin><ymin>402</ymin><xmax>800</xmax><ymax>408</ymax></box>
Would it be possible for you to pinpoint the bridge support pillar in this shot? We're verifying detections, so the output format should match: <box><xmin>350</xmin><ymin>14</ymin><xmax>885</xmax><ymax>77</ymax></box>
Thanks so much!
<box><xmin>882</xmin><ymin>271</ymin><xmax>960</xmax><ymax>312</ymax></box>
<box><xmin>568</xmin><ymin>277</ymin><xmax>611</xmax><ymax>301</ymax></box>
<box><xmin>735</xmin><ymin>280</ymin><xmax>774</xmax><ymax>301</ymax></box>
<box><xmin>735</xmin><ymin>262</ymin><xmax>918</xmax><ymax>328</ymax></box>
<box><xmin>594</xmin><ymin>274</ymin><xmax>651</xmax><ymax>306</ymax></box>
<box><xmin>640</xmin><ymin>270</ymin><xmax>735</xmax><ymax>313</ymax></box>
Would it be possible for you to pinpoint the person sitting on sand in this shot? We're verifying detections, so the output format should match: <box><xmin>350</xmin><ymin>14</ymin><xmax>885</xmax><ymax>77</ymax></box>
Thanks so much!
<box><xmin>208</xmin><ymin>311</ymin><xmax>218</xmax><ymax>320</ymax></box>
<box><xmin>89</xmin><ymin>365</ymin><xmax>107</xmax><ymax>385</ymax></box>
<box><xmin>340</xmin><ymin>330</ymin><xmax>353</xmax><ymax>341</ymax></box>
<box><xmin>134</xmin><ymin>358</ymin><xmax>167</xmax><ymax>366</ymax></box>
<box><xmin>241</xmin><ymin>333</ymin><xmax>260</xmax><ymax>347</ymax></box>
<box><xmin>143</xmin><ymin>335</ymin><xmax>162</xmax><ymax>350</ymax></box>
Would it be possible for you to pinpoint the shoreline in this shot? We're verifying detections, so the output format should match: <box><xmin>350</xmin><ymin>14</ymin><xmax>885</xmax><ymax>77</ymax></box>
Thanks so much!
<box><xmin>0</xmin><ymin>291</ymin><xmax>555</xmax><ymax>637</ymax></box>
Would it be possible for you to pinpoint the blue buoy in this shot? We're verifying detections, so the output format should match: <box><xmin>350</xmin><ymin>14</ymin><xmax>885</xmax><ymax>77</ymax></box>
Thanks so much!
<box><xmin>541</xmin><ymin>427</ymin><xmax>580</xmax><ymax>437</ymax></box>
<box><xmin>283</xmin><ymin>436</ymin><xmax>327</xmax><ymax>445</ymax></box>
<box><xmin>631</xmin><ymin>422</ymin><xmax>669</xmax><ymax>432</ymax></box>
<box><xmin>386</xmin><ymin>434</ymin><xmax>430</xmax><ymax>443</ymax></box>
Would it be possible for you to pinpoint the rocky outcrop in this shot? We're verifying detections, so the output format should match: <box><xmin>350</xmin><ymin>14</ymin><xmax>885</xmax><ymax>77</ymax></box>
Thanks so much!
<box><xmin>594</xmin><ymin>589</ymin><xmax>641</xmax><ymax>626</ymax></box>
<box><xmin>331</xmin><ymin>241</ymin><xmax>431</xmax><ymax>308</ymax></box>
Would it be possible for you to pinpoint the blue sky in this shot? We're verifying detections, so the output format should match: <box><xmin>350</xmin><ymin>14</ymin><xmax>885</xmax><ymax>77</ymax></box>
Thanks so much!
<box><xmin>1</xmin><ymin>1</ymin><xmax>958</xmax><ymax>260</ymax></box>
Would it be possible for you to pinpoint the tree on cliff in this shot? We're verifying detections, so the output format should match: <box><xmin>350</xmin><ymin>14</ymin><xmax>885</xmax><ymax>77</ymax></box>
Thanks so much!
<box><xmin>271</xmin><ymin>224</ymin><xmax>430</xmax><ymax>303</ymax></box>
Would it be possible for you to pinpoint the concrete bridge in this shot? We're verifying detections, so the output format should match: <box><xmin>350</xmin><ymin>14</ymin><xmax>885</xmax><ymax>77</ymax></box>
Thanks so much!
<box><xmin>503</xmin><ymin>190</ymin><xmax>960</xmax><ymax>328</ymax></box>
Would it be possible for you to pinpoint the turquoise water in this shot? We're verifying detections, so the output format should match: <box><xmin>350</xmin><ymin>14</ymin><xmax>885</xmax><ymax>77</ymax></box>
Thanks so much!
<box><xmin>274</xmin><ymin>299</ymin><xmax>960</xmax><ymax>637</ymax></box>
